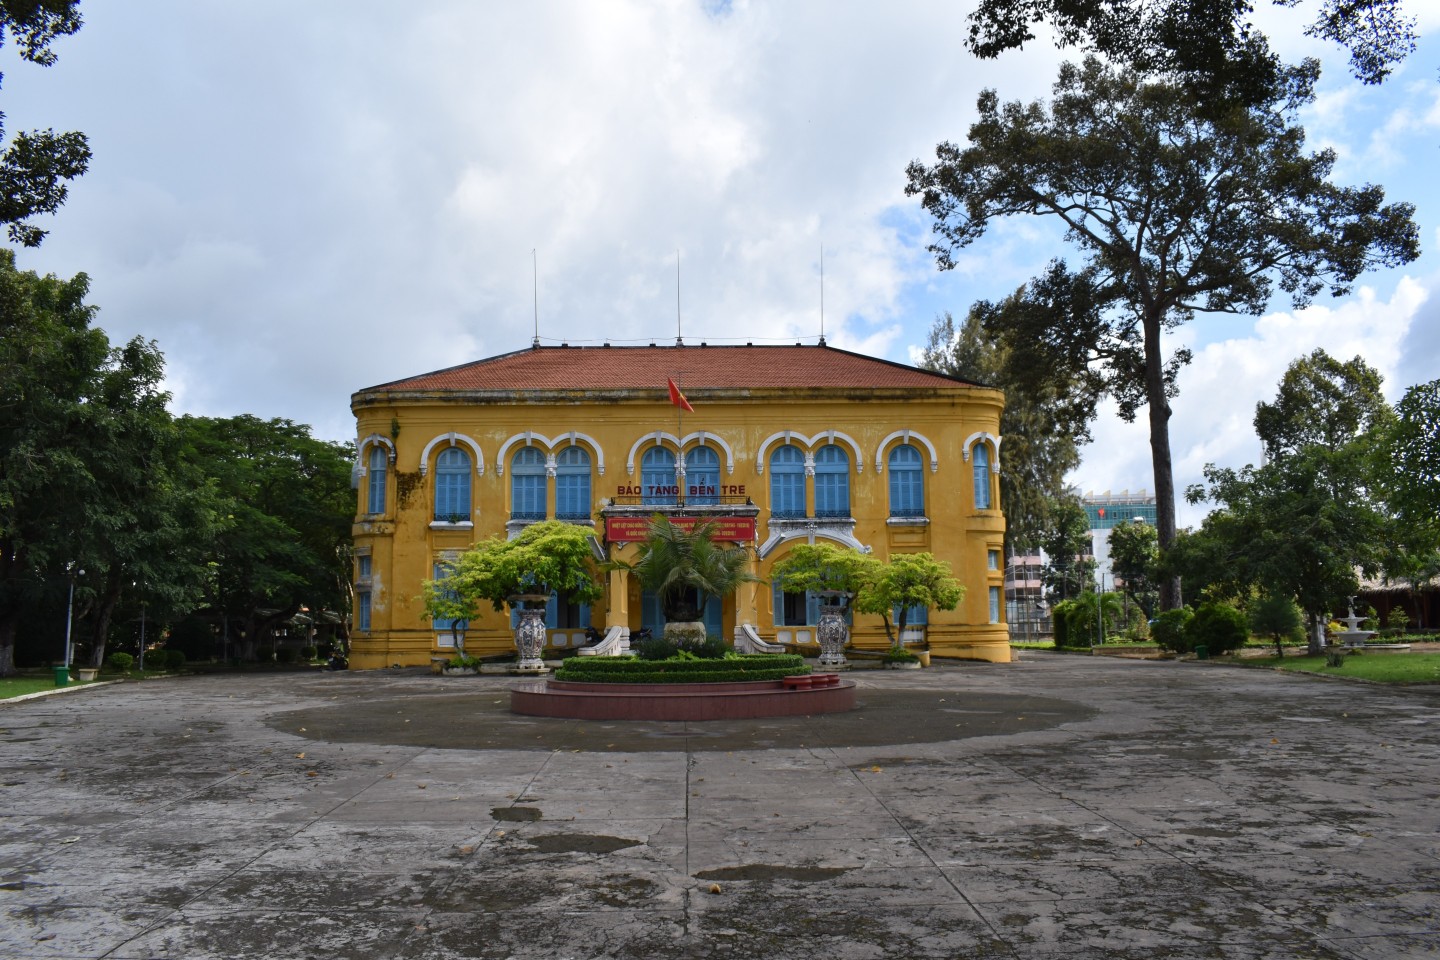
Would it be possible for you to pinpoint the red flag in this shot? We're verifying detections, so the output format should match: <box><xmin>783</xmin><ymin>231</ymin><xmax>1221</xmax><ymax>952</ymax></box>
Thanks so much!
<box><xmin>667</xmin><ymin>377</ymin><xmax>694</xmax><ymax>412</ymax></box>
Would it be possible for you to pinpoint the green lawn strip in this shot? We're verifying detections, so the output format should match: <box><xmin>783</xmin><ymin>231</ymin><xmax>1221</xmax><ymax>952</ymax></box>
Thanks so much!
<box><xmin>1241</xmin><ymin>652</ymin><xmax>1440</xmax><ymax>683</ymax></box>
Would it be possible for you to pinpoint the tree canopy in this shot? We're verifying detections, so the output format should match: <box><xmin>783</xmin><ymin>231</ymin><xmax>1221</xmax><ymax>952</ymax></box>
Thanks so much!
<box><xmin>1108</xmin><ymin>518</ymin><xmax>1159</xmax><ymax>617</ymax></box>
<box><xmin>1</xmin><ymin>0</ymin><xmax>89</xmax><ymax>247</ymax></box>
<box><xmin>851</xmin><ymin>552</ymin><xmax>964</xmax><ymax>646</ymax></box>
<box><xmin>921</xmin><ymin>310</ymin><xmax>1093</xmax><ymax>551</ymax></box>
<box><xmin>1038</xmin><ymin>494</ymin><xmax>1097</xmax><ymax>604</ymax></box>
<box><xmin>964</xmin><ymin>0</ymin><xmax>1417</xmax><ymax>106</ymax></box>
<box><xmin>427</xmin><ymin>519</ymin><xmax>604</xmax><ymax>622</ymax></box>
<box><xmin>1179</xmin><ymin>350</ymin><xmax>1393</xmax><ymax>651</ymax></box>
<box><xmin>769</xmin><ymin>542</ymin><xmax>882</xmax><ymax>600</ymax></box>
<box><xmin>906</xmin><ymin>56</ymin><xmax>1419</xmax><ymax>609</ymax></box>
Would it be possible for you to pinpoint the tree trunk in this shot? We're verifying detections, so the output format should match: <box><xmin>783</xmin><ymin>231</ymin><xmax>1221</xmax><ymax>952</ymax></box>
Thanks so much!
<box><xmin>1143</xmin><ymin>315</ymin><xmax>1183</xmax><ymax>611</ymax></box>
<box><xmin>0</xmin><ymin>613</ymin><xmax>17</xmax><ymax>677</ymax></box>
<box><xmin>86</xmin><ymin>576</ymin><xmax>123</xmax><ymax>668</ymax></box>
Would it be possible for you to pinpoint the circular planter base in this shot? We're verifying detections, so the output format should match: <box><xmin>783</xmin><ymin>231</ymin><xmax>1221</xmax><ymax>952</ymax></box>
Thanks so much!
<box><xmin>510</xmin><ymin>677</ymin><xmax>856</xmax><ymax>721</ymax></box>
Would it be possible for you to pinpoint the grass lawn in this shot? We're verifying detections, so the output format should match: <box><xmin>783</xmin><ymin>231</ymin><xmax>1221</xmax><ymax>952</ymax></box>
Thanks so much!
<box><xmin>1243</xmin><ymin>652</ymin><xmax>1440</xmax><ymax>684</ymax></box>
<box><xmin>0</xmin><ymin>675</ymin><xmax>98</xmax><ymax>700</ymax></box>
<box><xmin>1010</xmin><ymin>640</ymin><xmax>1055</xmax><ymax>650</ymax></box>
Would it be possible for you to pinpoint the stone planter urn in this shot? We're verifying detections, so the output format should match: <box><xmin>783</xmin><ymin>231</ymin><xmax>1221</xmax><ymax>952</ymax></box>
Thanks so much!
<box><xmin>75</xmin><ymin>667</ymin><xmax>99</xmax><ymax>682</ymax></box>
<box><xmin>815</xmin><ymin>591</ymin><xmax>851</xmax><ymax>667</ymax></box>
<box><xmin>663</xmin><ymin>621</ymin><xmax>707</xmax><ymax>651</ymax></box>
<box><xmin>510</xmin><ymin>593</ymin><xmax>551</xmax><ymax>673</ymax></box>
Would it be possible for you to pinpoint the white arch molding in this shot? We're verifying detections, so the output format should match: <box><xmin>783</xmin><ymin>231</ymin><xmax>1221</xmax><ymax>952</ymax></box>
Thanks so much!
<box><xmin>874</xmin><ymin>429</ymin><xmax>940</xmax><ymax>474</ymax></box>
<box><xmin>355</xmin><ymin>434</ymin><xmax>397</xmax><ymax>475</ymax></box>
<box><xmin>680</xmin><ymin>431</ymin><xmax>736</xmax><ymax>475</ymax></box>
<box><xmin>625</xmin><ymin>431</ymin><xmax>682</xmax><ymax>475</ymax></box>
<box><xmin>757</xmin><ymin>523</ymin><xmax>871</xmax><ymax>559</ymax></box>
<box><xmin>495</xmin><ymin>431</ymin><xmax>607</xmax><ymax>477</ymax></box>
<box><xmin>962</xmin><ymin>431</ymin><xmax>1003</xmax><ymax>473</ymax></box>
<box><xmin>753</xmin><ymin>430</ymin><xmax>865</xmax><ymax>475</ymax></box>
<box><xmin>417</xmin><ymin>432</ymin><xmax>485</xmax><ymax>477</ymax></box>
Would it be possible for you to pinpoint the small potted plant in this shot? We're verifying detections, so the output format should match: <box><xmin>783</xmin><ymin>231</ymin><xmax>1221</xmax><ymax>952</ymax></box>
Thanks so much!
<box><xmin>442</xmin><ymin>653</ymin><xmax>481</xmax><ymax>676</ymax></box>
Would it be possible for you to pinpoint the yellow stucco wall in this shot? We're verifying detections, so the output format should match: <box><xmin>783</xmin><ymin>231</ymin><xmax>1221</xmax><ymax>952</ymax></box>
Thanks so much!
<box><xmin>349</xmin><ymin>380</ymin><xmax>1009</xmax><ymax>667</ymax></box>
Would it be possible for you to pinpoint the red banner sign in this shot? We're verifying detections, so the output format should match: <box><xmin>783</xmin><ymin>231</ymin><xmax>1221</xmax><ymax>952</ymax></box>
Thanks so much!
<box><xmin>605</xmin><ymin>515</ymin><xmax>757</xmax><ymax>543</ymax></box>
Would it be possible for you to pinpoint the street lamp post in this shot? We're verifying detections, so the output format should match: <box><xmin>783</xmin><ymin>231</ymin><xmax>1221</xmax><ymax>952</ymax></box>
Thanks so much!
<box><xmin>63</xmin><ymin>564</ymin><xmax>84</xmax><ymax>672</ymax></box>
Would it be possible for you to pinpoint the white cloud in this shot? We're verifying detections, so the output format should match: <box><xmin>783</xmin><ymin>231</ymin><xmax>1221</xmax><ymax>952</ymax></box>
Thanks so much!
<box><xmin>1068</xmin><ymin>278</ymin><xmax>1430</xmax><ymax>528</ymax></box>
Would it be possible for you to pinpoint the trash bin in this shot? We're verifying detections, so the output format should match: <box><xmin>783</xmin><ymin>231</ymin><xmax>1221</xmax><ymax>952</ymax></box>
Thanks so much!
<box><xmin>1193</xmin><ymin>645</ymin><xmax>1209</xmax><ymax>661</ymax></box>
<box><xmin>54</xmin><ymin>665</ymin><xmax>70</xmax><ymax>687</ymax></box>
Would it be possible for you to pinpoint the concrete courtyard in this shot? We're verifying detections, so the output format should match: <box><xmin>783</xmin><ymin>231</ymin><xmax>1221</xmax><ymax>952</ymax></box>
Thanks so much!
<box><xmin>2</xmin><ymin>655</ymin><xmax>1438</xmax><ymax>959</ymax></box>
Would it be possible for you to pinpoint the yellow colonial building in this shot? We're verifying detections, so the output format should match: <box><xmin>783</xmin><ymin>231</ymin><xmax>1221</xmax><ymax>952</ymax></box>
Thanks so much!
<box><xmin>348</xmin><ymin>343</ymin><xmax>1009</xmax><ymax>668</ymax></box>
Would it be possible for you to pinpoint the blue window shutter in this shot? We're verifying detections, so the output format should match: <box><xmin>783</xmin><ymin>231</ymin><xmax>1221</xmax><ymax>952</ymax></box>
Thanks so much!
<box><xmin>769</xmin><ymin>444</ymin><xmax>805</xmax><ymax>517</ymax></box>
<box><xmin>685</xmin><ymin>446</ymin><xmax>720</xmax><ymax>504</ymax></box>
<box><xmin>641</xmin><ymin>447</ymin><xmax>677</xmax><ymax>506</ymax></box>
<box><xmin>545</xmin><ymin>591</ymin><xmax>558</xmax><ymax>630</ymax></box>
<box><xmin>973</xmin><ymin>443</ymin><xmax>991</xmax><ymax>510</ymax></box>
<box><xmin>434</xmin><ymin>447</ymin><xmax>471</xmax><ymax>520</ymax></box>
<box><xmin>772</xmin><ymin>581</ymin><xmax>786</xmax><ymax>626</ymax></box>
<box><xmin>556</xmin><ymin>446</ymin><xmax>591</xmax><ymax>518</ymax></box>
<box><xmin>805</xmin><ymin>590</ymin><xmax>820</xmax><ymax>626</ymax></box>
<box><xmin>511</xmin><ymin>447</ymin><xmax>547</xmax><ymax>519</ymax></box>
<box><xmin>367</xmin><ymin>447</ymin><xmax>387</xmax><ymax>514</ymax></box>
<box><xmin>814</xmin><ymin>444</ymin><xmax>849</xmax><ymax>517</ymax></box>
<box><xmin>888</xmin><ymin>444</ymin><xmax>923</xmax><ymax>516</ymax></box>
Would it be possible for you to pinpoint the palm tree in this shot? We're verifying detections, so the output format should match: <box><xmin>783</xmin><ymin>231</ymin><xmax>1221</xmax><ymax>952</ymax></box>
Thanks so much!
<box><xmin>618</xmin><ymin>516</ymin><xmax>761</xmax><ymax>623</ymax></box>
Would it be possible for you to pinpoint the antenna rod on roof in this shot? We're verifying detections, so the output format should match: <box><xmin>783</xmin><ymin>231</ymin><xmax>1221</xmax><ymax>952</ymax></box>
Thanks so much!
<box><xmin>819</xmin><ymin>245</ymin><xmax>826</xmax><ymax>346</ymax></box>
<box><xmin>675</xmin><ymin>249</ymin><xmax>683</xmax><ymax>346</ymax></box>
<box><xmin>532</xmin><ymin>249</ymin><xmax>540</xmax><ymax>349</ymax></box>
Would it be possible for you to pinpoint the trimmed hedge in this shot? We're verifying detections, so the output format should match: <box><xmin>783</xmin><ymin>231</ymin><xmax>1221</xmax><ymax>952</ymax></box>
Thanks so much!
<box><xmin>555</xmin><ymin>654</ymin><xmax>809</xmax><ymax>684</ymax></box>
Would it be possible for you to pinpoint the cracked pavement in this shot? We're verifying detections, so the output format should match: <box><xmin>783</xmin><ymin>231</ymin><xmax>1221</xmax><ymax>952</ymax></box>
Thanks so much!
<box><xmin>3</xmin><ymin>655</ymin><xmax>1439</xmax><ymax>958</ymax></box>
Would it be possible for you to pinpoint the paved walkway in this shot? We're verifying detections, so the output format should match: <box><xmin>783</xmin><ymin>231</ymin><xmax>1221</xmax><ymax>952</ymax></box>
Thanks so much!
<box><xmin>2</xmin><ymin>656</ymin><xmax>1439</xmax><ymax>959</ymax></box>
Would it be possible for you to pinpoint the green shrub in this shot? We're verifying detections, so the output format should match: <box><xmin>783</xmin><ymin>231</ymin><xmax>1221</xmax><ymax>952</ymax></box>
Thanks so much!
<box><xmin>1051</xmin><ymin>599</ymin><xmax>1077</xmax><ymax>648</ymax></box>
<box><xmin>300</xmin><ymin>645</ymin><xmax>318</xmax><ymax>661</ymax></box>
<box><xmin>274</xmin><ymin>647</ymin><xmax>297</xmax><ymax>664</ymax></box>
<box><xmin>105</xmin><ymin>652</ymin><xmax>135</xmax><ymax>672</ymax></box>
<box><xmin>1186</xmin><ymin>602</ymin><xmax>1248</xmax><ymax>655</ymax></box>
<box><xmin>882</xmin><ymin>647</ymin><xmax>920</xmax><ymax>663</ymax></box>
<box><xmin>446</xmin><ymin>653</ymin><xmax>481</xmax><ymax>669</ymax></box>
<box><xmin>635</xmin><ymin>633</ymin><xmax>728</xmax><ymax>660</ymax></box>
<box><xmin>1151</xmin><ymin>608</ymin><xmax>1194</xmax><ymax>653</ymax></box>
<box><xmin>636</xmin><ymin>634</ymin><xmax>678</xmax><ymax>661</ymax></box>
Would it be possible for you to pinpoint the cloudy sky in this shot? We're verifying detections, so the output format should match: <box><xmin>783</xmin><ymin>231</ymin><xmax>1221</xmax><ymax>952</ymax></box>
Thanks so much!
<box><xmin>7</xmin><ymin>1</ymin><xmax>1438</xmax><ymax>528</ymax></box>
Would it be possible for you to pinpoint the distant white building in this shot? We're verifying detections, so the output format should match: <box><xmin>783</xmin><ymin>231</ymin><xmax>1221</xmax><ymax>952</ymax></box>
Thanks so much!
<box><xmin>1080</xmin><ymin>489</ymin><xmax>1157</xmax><ymax>584</ymax></box>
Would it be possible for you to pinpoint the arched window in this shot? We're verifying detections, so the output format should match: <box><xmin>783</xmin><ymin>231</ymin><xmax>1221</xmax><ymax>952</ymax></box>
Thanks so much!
<box><xmin>641</xmin><ymin>446</ymin><xmax>677</xmax><ymax>506</ymax></box>
<box><xmin>434</xmin><ymin>447</ymin><xmax>471</xmax><ymax>521</ymax></box>
<box><xmin>511</xmin><ymin>446</ymin><xmax>547</xmax><ymax>520</ymax></box>
<box><xmin>972</xmin><ymin>442</ymin><xmax>992</xmax><ymax>510</ymax></box>
<box><xmin>814</xmin><ymin>444</ymin><xmax>850</xmax><ymax>517</ymax></box>
<box><xmin>367</xmin><ymin>446</ymin><xmax>387</xmax><ymax>515</ymax></box>
<box><xmin>685</xmin><ymin>446</ymin><xmax>720</xmax><ymax>505</ymax></box>
<box><xmin>770</xmin><ymin>444</ymin><xmax>806</xmax><ymax>518</ymax></box>
<box><xmin>555</xmin><ymin>446</ymin><xmax>592</xmax><ymax>519</ymax></box>
<box><xmin>888</xmin><ymin>444</ymin><xmax>924</xmax><ymax>517</ymax></box>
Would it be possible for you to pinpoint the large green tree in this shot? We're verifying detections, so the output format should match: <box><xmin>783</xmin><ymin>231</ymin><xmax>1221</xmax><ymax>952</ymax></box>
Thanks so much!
<box><xmin>921</xmin><ymin>310</ymin><xmax>1094</xmax><ymax>551</ymax></box>
<box><xmin>906</xmin><ymin>56</ymin><xmax>1419</xmax><ymax>610</ymax></box>
<box><xmin>0</xmin><ymin>248</ymin><xmax>103</xmax><ymax>674</ymax></box>
<box><xmin>1038</xmin><ymin>494</ymin><xmax>1096</xmax><ymax>603</ymax></box>
<box><xmin>177</xmin><ymin>415</ymin><xmax>353</xmax><ymax>662</ymax></box>
<box><xmin>1</xmin><ymin>0</ymin><xmax>90</xmax><ymax>247</ymax></box>
<box><xmin>1181</xmin><ymin>351</ymin><xmax>1393</xmax><ymax>652</ymax></box>
<box><xmin>1108</xmin><ymin>518</ymin><xmax>1159</xmax><ymax>618</ymax></box>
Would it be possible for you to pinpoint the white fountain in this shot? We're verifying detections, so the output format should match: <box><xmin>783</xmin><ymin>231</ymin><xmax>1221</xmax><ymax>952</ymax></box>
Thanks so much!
<box><xmin>1332</xmin><ymin>599</ymin><xmax>1375</xmax><ymax>649</ymax></box>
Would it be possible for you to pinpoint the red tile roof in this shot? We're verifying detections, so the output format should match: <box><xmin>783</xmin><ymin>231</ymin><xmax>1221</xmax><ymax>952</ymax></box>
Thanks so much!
<box><xmin>357</xmin><ymin>344</ymin><xmax>982</xmax><ymax>395</ymax></box>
